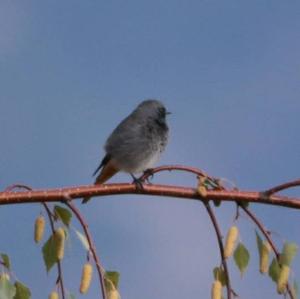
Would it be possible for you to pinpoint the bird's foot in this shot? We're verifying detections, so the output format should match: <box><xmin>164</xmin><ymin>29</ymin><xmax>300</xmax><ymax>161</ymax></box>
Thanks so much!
<box><xmin>139</xmin><ymin>168</ymin><xmax>154</xmax><ymax>184</ymax></box>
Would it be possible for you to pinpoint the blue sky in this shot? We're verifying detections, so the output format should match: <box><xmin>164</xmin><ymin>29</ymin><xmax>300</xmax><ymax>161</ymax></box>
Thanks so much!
<box><xmin>1</xmin><ymin>1</ymin><xmax>300</xmax><ymax>298</ymax></box>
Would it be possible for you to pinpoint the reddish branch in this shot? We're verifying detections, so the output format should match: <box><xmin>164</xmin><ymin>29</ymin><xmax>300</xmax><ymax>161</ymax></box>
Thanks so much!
<box><xmin>204</xmin><ymin>202</ymin><xmax>232</xmax><ymax>299</ymax></box>
<box><xmin>63</xmin><ymin>200</ymin><xmax>107</xmax><ymax>299</ymax></box>
<box><xmin>263</xmin><ymin>179</ymin><xmax>300</xmax><ymax>196</ymax></box>
<box><xmin>1</xmin><ymin>183</ymin><xmax>300</xmax><ymax>209</ymax></box>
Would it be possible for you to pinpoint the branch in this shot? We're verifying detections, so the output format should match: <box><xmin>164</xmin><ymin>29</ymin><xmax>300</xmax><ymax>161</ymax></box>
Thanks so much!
<box><xmin>1</xmin><ymin>183</ymin><xmax>300</xmax><ymax>209</ymax></box>
<box><xmin>64</xmin><ymin>200</ymin><xmax>107</xmax><ymax>299</ymax></box>
<box><xmin>204</xmin><ymin>202</ymin><xmax>232</xmax><ymax>299</ymax></box>
<box><xmin>263</xmin><ymin>179</ymin><xmax>300</xmax><ymax>196</ymax></box>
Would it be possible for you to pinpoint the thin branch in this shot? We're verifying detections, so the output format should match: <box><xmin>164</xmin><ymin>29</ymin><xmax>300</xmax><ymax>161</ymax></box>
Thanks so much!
<box><xmin>263</xmin><ymin>179</ymin><xmax>300</xmax><ymax>196</ymax></box>
<box><xmin>63</xmin><ymin>200</ymin><xmax>107</xmax><ymax>299</ymax></box>
<box><xmin>204</xmin><ymin>201</ymin><xmax>232</xmax><ymax>299</ymax></box>
<box><xmin>240</xmin><ymin>205</ymin><xmax>294</xmax><ymax>299</ymax></box>
<box><xmin>4</xmin><ymin>184</ymin><xmax>66</xmax><ymax>298</ymax></box>
<box><xmin>140</xmin><ymin>164</ymin><xmax>207</xmax><ymax>179</ymax></box>
<box><xmin>43</xmin><ymin>203</ymin><xmax>66</xmax><ymax>299</ymax></box>
<box><xmin>4</xmin><ymin>184</ymin><xmax>32</xmax><ymax>192</ymax></box>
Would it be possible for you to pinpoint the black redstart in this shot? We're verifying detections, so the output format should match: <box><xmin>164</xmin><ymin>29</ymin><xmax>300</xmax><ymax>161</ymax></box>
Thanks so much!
<box><xmin>82</xmin><ymin>99</ymin><xmax>170</xmax><ymax>203</ymax></box>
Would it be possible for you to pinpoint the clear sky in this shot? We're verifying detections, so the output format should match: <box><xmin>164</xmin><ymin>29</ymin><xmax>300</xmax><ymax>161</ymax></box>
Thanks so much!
<box><xmin>1</xmin><ymin>1</ymin><xmax>300</xmax><ymax>298</ymax></box>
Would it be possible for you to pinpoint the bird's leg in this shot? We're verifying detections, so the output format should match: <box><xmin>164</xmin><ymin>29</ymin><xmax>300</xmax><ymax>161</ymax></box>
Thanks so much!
<box><xmin>130</xmin><ymin>173</ymin><xmax>144</xmax><ymax>190</ymax></box>
<box><xmin>141</xmin><ymin>168</ymin><xmax>154</xmax><ymax>184</ymax></box>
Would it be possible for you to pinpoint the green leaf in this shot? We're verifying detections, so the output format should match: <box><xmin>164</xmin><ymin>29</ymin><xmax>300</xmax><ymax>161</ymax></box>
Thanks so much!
<box><xmin>54</xmin><ymin>205</ymin><xmax>72</xmax><ymax>227</ymax></box>
<box><xmin>13</xmin><ymin>282</ymin><xmax>31</xmax><ymax>299</ymax></box>
<box><xmin>268</xmin><ymin>257</ymin><xmax>280</xmax><ymax>282</ymax></box>
<box><xmin>67</xmin><ymin>294</ymin><xmax>76</xmax><ymax>299</ymax></box>
<box><xmin>74</xmin><ymin>229</ymin><xmax>90</xmax><ymax>251</ymax></box>
<box><xmin>42</xmin><ymin>234</ymin><xmax>58</xmax><ymax>272</ymax></box>
<box><xmin>213</xmin><ymin>267</ymin><xmax>227</xmax><ymax>286</ymax></box>
<box><xmin>280</xmin><ymin>242</ymin><xmax>298</xmax><ymax>266</ymax></box>
<box><xmin>0</xmin><ymin>254</ymin><xmax>11</xmax><ymax>270</ymax></box>
<box><xmin>104</xmin><ymin>271</ymin><xmax>120</xmax><ymax>292</ymax></box>
<box><xmin>213</xmin><ymin>200</ymin><xmax>221</xmax><ymax>207</ymax></box>
<box><xmin>234</xmin><ymin>242</ymin><xmax>250</xmax><ymax>275</ymax></box>
<box><xmin>0</xmin><ymin>276</ymin><xmax>16</xmax><ymax>299</ymax></box>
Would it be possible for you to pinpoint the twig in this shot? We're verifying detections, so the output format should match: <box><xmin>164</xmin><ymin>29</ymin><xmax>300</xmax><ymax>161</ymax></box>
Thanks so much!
<box><xmin>204</xmin><ymin>201</ymin><xmax>232</xmax><ymax>299</ymax></box>
<box><xmin>4</xmin><ymin>184</ymin><xmax>66</xmax><ymax>298</ymax></box>
<box><xmin>240</xmin><ymin>205</ymin><xmax>294</xmax><ymax>299</ymax></box>
<box><xmin>63</xmin><ymin>200</ymin><xmax>107</xmax><ymax>299</ymax></box>
<box><xmin>43</xmin><ymin>203</ymin><xmax>66</xmax><ymax>299</ymax></box>
<box><xmin>263</xmin><ymin>179</ymin><xmax>300</xmax><ymax>196</ymax></box>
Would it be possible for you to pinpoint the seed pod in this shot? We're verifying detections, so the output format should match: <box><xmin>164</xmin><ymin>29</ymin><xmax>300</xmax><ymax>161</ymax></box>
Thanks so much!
<box><xmin>54</xmin><ymin>228</ymin><xmax>65</xmax><ymax>260</ymax></box>
<box><xmin>34</xmin><ymin>215</ymin><xmax>45</xmax><ymax>243</ymax></box>
<box><xmin>259</xmin><ymin>241</ymin><xmax>271</xmax><ymax>274</ymax></box>
<box><xmin>224</xmin><ymin>226</ymin><xmax>239</xmax><ymax>258</ymax></box>
<box><xmin>48</xmin><ymin>291</ymin><xmax>59</xmax><ymax>299</ymax></box>
<box><xmin>80</xmin><ymin>263</ymin><xmax>93</xmax><ymax>294</ymax></box>
<box><xmin>211</xmin><ymin>280</ymin><xmax>222</xmax><ymax>299</ymax></box>
<box><xmin>277</xmin><ymin>265</ymin><xmax>290</xmax><ymax>294</ymax></box>
<box><xmin>107</xmin><ymin>289</ymin><xmax>120</xmax><ymax>299</ymax></box>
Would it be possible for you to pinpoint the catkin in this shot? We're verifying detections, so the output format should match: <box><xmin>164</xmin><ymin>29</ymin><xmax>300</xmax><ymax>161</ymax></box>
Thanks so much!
<box><xmin>54</xmin><ymin>228</ymin><xmax>65</xmax><ymax>260</ymax></box>
<box><xmin>107</xmin><ymin>289</ymin><xmax>120</xmax><ymax>299</ymax></box>
<box><xmin>211</xmin><ymin>280</ymin><xmax>222</xmax><ymax>299</ymax></box>
<box><xmin>34</xmin><ymin>215</ymin><xmax>45</xmax><ymax>243</ymax></box>
<box><xmin>0</xmin><ymin>273</ymin><xmax>10</xmax><ymax>281</ymax></box>
<box><xmin>79</xmin><ymin>263</ymin><xmax>93</xmax><ymax>294</ymax></box>
<box><xmin>259</xmin><ymin>241</ymin><xmax>271</xmax><ymax>274</ymax></box>
<box><xmin>48</xmin><ymin>291</ymin><xmax>59</xmax><ymax>299</ymax></box>
<box><xmin>224</xmin><ymin>226</ymin><xmax>239</xmax><ymax>258</ymax></box>
<box><xmin>277</xmin><ymin>265</ymin><xmax>290</xmax><ymax>294</ymax></box>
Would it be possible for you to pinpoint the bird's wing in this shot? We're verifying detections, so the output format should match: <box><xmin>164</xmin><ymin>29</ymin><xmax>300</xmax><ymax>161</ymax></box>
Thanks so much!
<box><xmin>92</xmin><ymin>154</ymin><xmax>111</xmax><ymax>177</ymax></box>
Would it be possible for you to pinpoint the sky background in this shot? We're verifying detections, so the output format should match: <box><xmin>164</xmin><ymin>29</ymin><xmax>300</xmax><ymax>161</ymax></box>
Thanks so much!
<box><xmin>1</xmin><ymin>1</ymin><xmax>300</xmax><ymax>298</ymax></box>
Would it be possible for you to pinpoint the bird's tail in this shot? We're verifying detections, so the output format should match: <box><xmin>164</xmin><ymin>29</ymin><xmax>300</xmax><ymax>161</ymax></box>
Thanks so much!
<box><xmin>82</xmin><ymin>157</ymin><xmax>119</xmax><ymax>204</ymax></box>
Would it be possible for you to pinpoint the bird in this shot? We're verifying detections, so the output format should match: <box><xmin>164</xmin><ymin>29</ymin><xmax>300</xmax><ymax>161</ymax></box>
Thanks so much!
<box><xmin>82</xmin><ymin>99</ymin><xmax>170</xmax><ymax>203</ymax></box>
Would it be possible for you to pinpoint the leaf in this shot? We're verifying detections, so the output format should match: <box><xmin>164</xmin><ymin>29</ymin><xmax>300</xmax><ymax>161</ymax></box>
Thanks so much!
<box><xmin>213</xmin><ymin>200</ymin><xmax>221</xmax><ymax>207</ymax></box>
<box><xmin>104</xmin><ymin>271</ymin><xmax>120</xmax><ymax>292</ymax></box>
<box><xmin>280</xmin><ymin>242</ymin><xmax>298</xmax><ymax>266</ymax></box>
<box><xmin>67</xmin><ymin>293</ymin><xmax>76</xmax><ymax>299</ymax></box>
<box><xmin>0</xmin><ymin>254</ymin><xmax>11</xmax><ymax>270</ymax></box>
<box><xmin>54</xmin><ymin>205</ymin><xmax>72</xmax><ymax>227</ymax></box>
<box><xmin>0</xmin><ymin>276</ymin><xmax>16</xmax><ymax>299</ymax></box>
<box><xmin>213</xmin><ymin>267</ymin><xmax>227</xmax><ymax>286</ymax></box>
<box><xmin>234</xmin><ymin>242</ymin><xmax>250</xmax><ymax>275</ymax></box>
<box><xmin>74</xmin><ymin>229</ymin><xmax>90</xmax><ymax>251</ymax></box>
<box><xmin>268</xmin><ymin>257</ymin><xmax>280</xmax><ymax>282</ymax></box>
<box><xmin>42</xmin><ymin>234</ymin><xmax>59</xmax><ymax>272</ymax></box>
<box><xmin>13</xmin><ymin>281</ymin><xmax>31</xmax><ymax>299</ymax></box>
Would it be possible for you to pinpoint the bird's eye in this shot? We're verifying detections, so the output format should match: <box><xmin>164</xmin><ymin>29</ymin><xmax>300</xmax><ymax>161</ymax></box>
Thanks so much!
<box><xmin>159</xmin><ymin>107</ymin><xmax>166</xmax><ymax>117</ymax></box>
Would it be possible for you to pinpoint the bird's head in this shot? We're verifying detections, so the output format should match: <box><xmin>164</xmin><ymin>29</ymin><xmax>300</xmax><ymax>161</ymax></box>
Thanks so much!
<box><xmin>135</xmin><ymin>99</ymin><xmax>171</xmax><ymax>123</ymax></box>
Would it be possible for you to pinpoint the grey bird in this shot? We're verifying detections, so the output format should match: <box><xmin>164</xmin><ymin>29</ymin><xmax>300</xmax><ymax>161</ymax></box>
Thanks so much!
<box><xmin>82</xmin><ymin>99</ymin><xmax>170</xmax><ymax>203</ymax></box>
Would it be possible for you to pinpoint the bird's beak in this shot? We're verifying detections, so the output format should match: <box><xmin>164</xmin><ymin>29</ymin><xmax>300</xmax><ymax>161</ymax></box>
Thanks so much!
<box><xmin>166</xmin><ymin>111</ymin><xmax>172</xmax><ymax>115</ymax></box>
